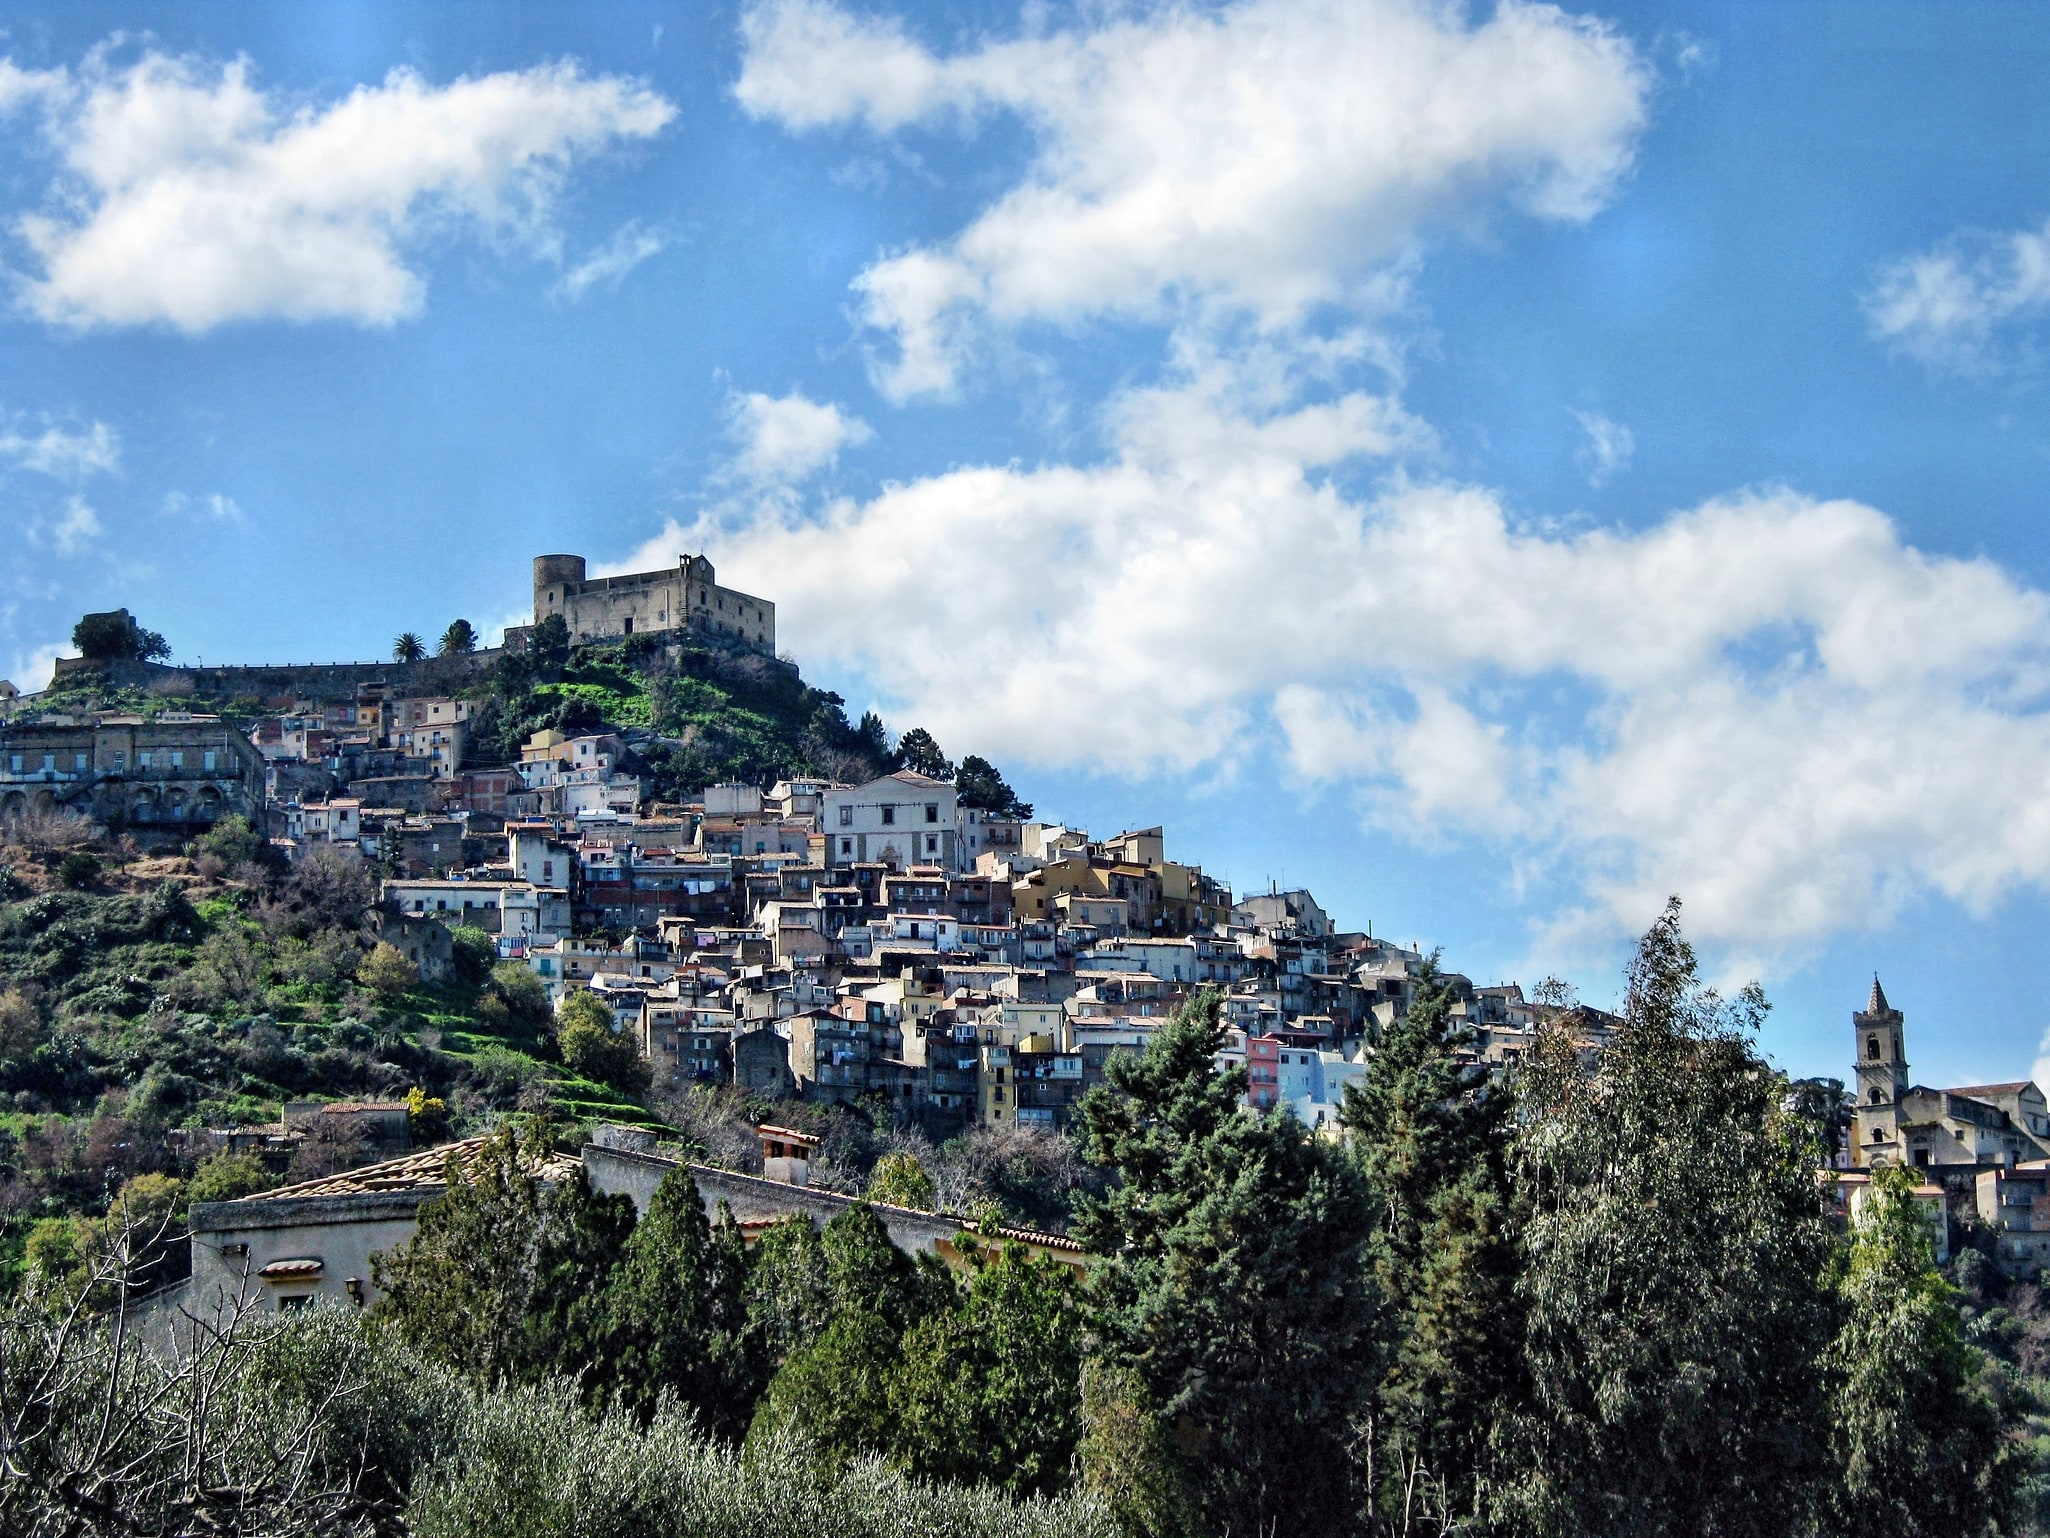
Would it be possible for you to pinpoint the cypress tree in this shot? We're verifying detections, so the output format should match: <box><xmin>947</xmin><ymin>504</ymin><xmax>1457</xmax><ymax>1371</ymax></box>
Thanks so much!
<box><xmin>1074</xmin><ymin>988</ymin><xmax>1373</xmax><ymax>1536</ymax></box>
<box><xmin>1341</xmin><ymin>957</ymin><xmax>1519</xmax><ymax>1533</ymax></box>
<box><xmin>599</xmin><ymin>1170</ymin><xmax>753</xmax><ymax>1436</ymax></box>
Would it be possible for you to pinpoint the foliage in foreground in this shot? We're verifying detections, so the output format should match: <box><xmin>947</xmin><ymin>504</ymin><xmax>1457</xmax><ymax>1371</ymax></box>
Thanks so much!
<box><xmin>0</xmin><ymin>1294</ymin><xmax>1111</xmax><ymax>1538</ymax></box>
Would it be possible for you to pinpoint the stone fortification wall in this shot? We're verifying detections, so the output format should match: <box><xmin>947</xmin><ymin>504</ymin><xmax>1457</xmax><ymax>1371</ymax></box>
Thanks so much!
<box><xmin>48</xmin><ymin>649</ymin><xmax>502</xmax><ymax>705</ymax></box>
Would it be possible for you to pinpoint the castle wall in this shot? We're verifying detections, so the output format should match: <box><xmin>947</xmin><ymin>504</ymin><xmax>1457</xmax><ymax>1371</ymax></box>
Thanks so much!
<box><xmin>47</xmin><ymin>651</ymin><xmax>501</xmax><ymax>706</ymax></box>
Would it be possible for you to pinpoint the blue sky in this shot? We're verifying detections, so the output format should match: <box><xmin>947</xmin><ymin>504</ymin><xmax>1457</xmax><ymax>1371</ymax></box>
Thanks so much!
<box><xmin>4</xmin><ymin>0</ymin><xmax>2050</xmax><ymax>1090</ymax></box>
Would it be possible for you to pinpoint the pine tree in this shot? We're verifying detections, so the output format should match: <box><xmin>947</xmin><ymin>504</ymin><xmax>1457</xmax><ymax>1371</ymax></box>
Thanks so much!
<box><xmin>1501</xmin><ymin>899</ymin><xmax>1836</xmax><ymax>1538</ymax></box>
<box><xmin>1340</xmin><ymin>957</ymin><xmax>1518</xmax><ymax>1533</ymax></box>
<box><xmin>1074</xmin><ymin>988</ymin><xmax>1373</xmax><ymax>1535</ymax></box>
<box><xmin>889</xmin><ymin>1239</ymin><xmax>1085</xmax><ymax>1497</ymax></box>
<box><xmin>891</xmin><ymin>726</ymin><xmax>953</xmax><ymax>779</ymax></box>
<box><xmin>746</xmin><ymin>1204</ymin><xmax>943</xmax><ymax>1464</ymax></box>
<box><xmin>599</xmin><ymin>1170</ymin><xmax>753</xmax><ymax>1436</ymax></box>
<box><xmin>1826</xmin><ymin>1164</ymin><xmax>2011</xmax><ymax>1536</ymax></box>
<box><xmin>370</xmin><ymin>1122</ymin><xmax>633</xmax><ymax>1389</ymax></box>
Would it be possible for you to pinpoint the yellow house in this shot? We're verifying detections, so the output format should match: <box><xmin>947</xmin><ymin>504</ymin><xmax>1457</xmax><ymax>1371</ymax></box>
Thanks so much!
<box><xmin>520</xmin><ymin>728</ymin><xmax>569</xmax><ymax>766</ymax></box>
<box><xmin>1011</xmin><ymin>855</ymin><xmax>1102</xmax><ymax>922</ymax></box>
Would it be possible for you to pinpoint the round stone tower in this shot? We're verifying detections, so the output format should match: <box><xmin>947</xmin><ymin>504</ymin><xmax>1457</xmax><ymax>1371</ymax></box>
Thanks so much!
<box><xmin>532</xmin><ymin>554</ymin><xmax>586</xmax><ymax>623</ymax></box>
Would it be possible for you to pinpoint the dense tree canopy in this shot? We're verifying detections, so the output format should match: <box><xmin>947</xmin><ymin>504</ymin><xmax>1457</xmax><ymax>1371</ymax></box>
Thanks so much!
<box><xmin>891</xmin><ymin>726</ymin><xmax>954</xmax><ymax>780</ymax></box>
<box><xmin>71</xmin><ymin>609</ymin><xmax>170</xmax><ymax>662</ymax></box>
<box><xmin>955</xmin><ymin>754</ymin><xmax>1034</xmax><ymax>818</ymax></box>
<box><xmin>1074</xmin><ymin>989</ymin><xmax>1373</xmax><ymax>1535</ymax></box>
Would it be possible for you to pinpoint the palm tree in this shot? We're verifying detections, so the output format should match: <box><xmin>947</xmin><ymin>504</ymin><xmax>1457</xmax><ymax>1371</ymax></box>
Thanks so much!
<box><xmin>438</xmin><ymin>619</ymin><xmax>477</xmax><ymax>656</ymax></box>
<box><xmin>393</xmin><ymin>632</ymin><xmax>426</xmax><ymax>662</ymax></box>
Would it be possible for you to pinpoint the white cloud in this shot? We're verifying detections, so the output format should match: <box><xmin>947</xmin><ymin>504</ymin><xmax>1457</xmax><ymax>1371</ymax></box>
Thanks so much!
<box><xmin>1572</xmin><ymin>408</ymin><xmax>1634</xmax><ymax>486</ymax></box>
<box><xmin>621</xmin><ymin>358</ymin><xmax>2050</xmax><ymax>959</ymax></box>
<box><xmin>554</xmin><ymin>219</ymin><xmax>668</xmax><ymax>301</ymax></box>
<box><xmin>1866</xmin><ymin>219</ymin><xmax>2050</xmax><ymax>374</ymax></box>
<box><xmin>0</xmin><ymin>47</ymin><xmax>675</xmax><ymax>332</ymax></box>
<box><xmin>41</xmin><ymin>495</ymin><xmax>102</xmax><ymax>554</ymax></box>
<box><xmin>0</xmin><ymin>415</ymin><xmax>119</xmax><ymax>479</ymax></box>
<box><xmin>738</xmin><ymin>0</ymin><xmax>1652</xmax><ymax>397</ymax></box>
<box><xmin>162</xmin><ymin>490</ymin><xmax>242</xmax><ymax>521</ymax></box>
<box><xmin>726</xmin><ymin>390</ymin><xmax>871</xmax><ymax>484</ymax></box>
<box><xmin>5</xmin><ymin>640</ymin><xmax>66</xmax><ymax>694</ymax></box>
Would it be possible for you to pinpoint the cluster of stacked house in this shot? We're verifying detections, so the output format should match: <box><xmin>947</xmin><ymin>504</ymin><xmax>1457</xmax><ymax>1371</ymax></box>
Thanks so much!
<box><xmin>352</xmin><ymin>768</ymin><xmax>1606</xmax><ymax>1133</ymax></box>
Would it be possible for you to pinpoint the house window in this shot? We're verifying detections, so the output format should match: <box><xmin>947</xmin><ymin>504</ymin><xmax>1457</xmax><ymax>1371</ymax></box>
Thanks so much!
<box><xmin>204</xmin><ymin>751</ymin><xmax>217</xmax><ymax>771</ymax></box>
<box><xmin>839</xmin><ymin>806</ymin><xmax>853</xmax><ymax>827</ymax></box>
<box><xmin>926</xmin><ymin>803</ymin><xmax>939</xmax><ymax>823</ymax></box>
<box><xmin>139</xmin><ymin>751</ymin><xmax>153</xmax><ymax>768</ymax></box>
<box><xmin>74</xmin><ymin>753</ymin><xmax>87</xmax><ymax>771</ymax></box>
<box><xmin>926</xmin><ymin>836</ymin><xmax>939</xmax><ymax>855</ymax></box>
<box><xmin>171</xmin><ymin>751</ymin><xmax>184</xmax><ymax>769</ymax></box>
<box><xmin>881</xmin><ymin>805</ymin><xmax>896</xmax><ymax>825</ymax></box>
<box><xmin>841</xmin><ymin>838</ymin><xmax>853</xmax><ymax>856</ymax></box>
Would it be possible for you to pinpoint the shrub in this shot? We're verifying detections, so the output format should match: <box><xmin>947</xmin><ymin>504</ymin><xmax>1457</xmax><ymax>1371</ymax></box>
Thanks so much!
<box><xmin>359</xmin><ymin>943</ymin><xmax>419</xmax><ymax>1001</ymax></box>
<box><xmin>187</xmin><ymin>1151</ymin><xmax>277</xmax><ymax>1205</ymax></box>
<box><xmin>408</xmin><ymin>1086</ymin><xmax>450</xmax><ymax>1141</ymax></box>
<box><xmin>448</xmin><ymin>926</ymin><xmax>496</xmax><ymax>988</ymax></box>
<box><xmin>58</xmin><ymin>852</ymin><xmax>100</xmax><ymax>889</ymax></box>
<box><xmin>558</xmin><ymin>1017</ymin><xmax>650</xmax><ymax>1096</ymax></box>
<box><xmin>865</xmin><ymin>1151</ymin><xmax>937</xmax><ymax>1211</ymax></box>
<box><xmin>192</xmin><ymin>814</ymin><xmax>265</xmax><ymax>870</ymax></box>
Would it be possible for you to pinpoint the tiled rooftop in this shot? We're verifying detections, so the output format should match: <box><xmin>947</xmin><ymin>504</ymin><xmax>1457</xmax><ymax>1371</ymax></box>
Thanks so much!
<box><xmin>236</xmin><ymin>1134</ymin><xmax>581</xmax><ymax>1202</ymax></box>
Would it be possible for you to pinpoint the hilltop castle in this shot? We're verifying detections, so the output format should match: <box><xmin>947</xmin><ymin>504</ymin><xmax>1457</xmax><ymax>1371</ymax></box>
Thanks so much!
<box><xmin>504</xmin><ymin>553</ymin><xmax>775</xmax><ymax>655</ymax></box>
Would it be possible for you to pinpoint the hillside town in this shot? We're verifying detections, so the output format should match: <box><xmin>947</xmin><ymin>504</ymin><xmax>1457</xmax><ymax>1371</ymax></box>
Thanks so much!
<box><xmin>7</xmin><ymin>556</ymin><xmax>2049</xmax><ymax>1537</ymax></box>
<box><xmin>0</xmin><ymin>555</ymin><xmax>1600</xmax><ymax>1133</ymax></box>
<box><xmin>7</xmin><ymin>552</ymin><xmax>2050</xmax><ymax>1272</ymax></box>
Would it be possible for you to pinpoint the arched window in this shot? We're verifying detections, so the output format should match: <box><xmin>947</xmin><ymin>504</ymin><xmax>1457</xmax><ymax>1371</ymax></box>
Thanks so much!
<box><xmin>1866</xmin><ymin>1035</ymin><xmax>1880</xmax><ymax>1060</ymax></box>
<box><xmin>1870</xmin><ymin>1087</ymin><xmax>1885</xmax><ymax>1104</ymax></box>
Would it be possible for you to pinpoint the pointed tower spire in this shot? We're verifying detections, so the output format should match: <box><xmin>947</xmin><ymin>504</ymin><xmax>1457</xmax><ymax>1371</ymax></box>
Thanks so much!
<box><xmin>1868</xmin><ymin>974</ymin><xmax>1890</xmax><ymax>1016</ymax></box>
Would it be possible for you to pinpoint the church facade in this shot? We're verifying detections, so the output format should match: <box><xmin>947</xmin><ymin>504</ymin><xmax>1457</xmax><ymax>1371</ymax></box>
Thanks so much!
<box><xmin>1851</xmin><ymin>977</ymin><xmax>2050</xmax><ymax>1176</ymax></box>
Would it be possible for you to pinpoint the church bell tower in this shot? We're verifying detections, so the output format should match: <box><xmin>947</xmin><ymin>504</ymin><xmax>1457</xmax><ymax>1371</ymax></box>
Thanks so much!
<box><xmin>1851</xmin><ymin>977</ymin><xmax>1908</xmax><ymax>1167</ymax></box>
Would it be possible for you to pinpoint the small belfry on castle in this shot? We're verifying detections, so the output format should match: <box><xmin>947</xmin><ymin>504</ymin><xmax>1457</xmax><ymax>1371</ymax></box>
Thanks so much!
<box><xmin>1850</xmin><ymin>975</ymin><xmax>2050</xmax><ymax>1173</ymax></box>
<box><xmin>504</xmin><ymin>552</ymin><xmax>775</xmax><ymax>653</ymax></box>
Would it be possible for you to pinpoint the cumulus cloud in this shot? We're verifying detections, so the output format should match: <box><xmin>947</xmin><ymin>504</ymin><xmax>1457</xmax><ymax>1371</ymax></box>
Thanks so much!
<box><xmin>618</xmin><ymin>356</ymin><xmax>2050</xmax><ymax>957</ymax></box>
<box><xmin>726</xmin><ymin>389</ymin><xmax>871</xmax><ymax>484</ymax></box>
<box><xmin>1866</xmin><ymin>219</ymin><xmax>2050</xmax><ymax>374</ymax></box>
<box><xmin>0</xmin><ymin>46</ymin><xmax>674</xmax><ymax>332</ymax></box>
<box><xmin>737</xmin><ymin>0</ymin><xmax>1653</xmax><ymax>396</ymax></box>
<box><xmin>1572</xmin><ymin>408</ymin><xmax>1634</xmax><ymax>486</ymax></box>
<box><xmin>0</xmin><ymin>415</ymin><xmax>119</xmax><ymax>479</ymax></box>
<box><xmin>554</xmin><ymin>219</ymin><xmax>668</xmax><ymax>301</ymax></box>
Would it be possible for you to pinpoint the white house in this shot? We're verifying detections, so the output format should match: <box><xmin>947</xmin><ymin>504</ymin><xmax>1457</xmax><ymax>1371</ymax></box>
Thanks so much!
<box><xmin>820</xmin><ymin>771</ymin><xmax>958</xmax><ymax>871</ymax></box>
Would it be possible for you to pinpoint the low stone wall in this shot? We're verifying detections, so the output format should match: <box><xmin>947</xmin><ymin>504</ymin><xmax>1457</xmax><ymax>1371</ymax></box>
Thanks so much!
<box><xmin>49</xmin><ymin>650</ymin><xmax>503</xmax><ymax>705</ymax></box>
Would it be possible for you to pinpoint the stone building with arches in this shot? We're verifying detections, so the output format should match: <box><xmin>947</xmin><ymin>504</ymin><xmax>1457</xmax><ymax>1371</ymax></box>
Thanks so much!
<box><xmin>0</xmin><ymin>712</ymin><xmax>265</xmax><ymax>837</ymax></box>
